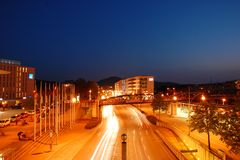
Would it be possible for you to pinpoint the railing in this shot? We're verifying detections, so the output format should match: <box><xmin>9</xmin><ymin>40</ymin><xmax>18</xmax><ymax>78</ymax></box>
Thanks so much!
<box><xmin>154</xmin><ymin>130</ymin><xmax>188</xmax><ymax>160</ymax></box>
<box><xmin>158</xmin><ymin>120</ymin><xmax>223</xmax><ymax>160</ymax></box>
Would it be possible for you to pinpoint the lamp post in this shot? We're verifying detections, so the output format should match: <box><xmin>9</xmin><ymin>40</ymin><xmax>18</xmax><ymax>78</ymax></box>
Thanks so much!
<box><xmin>171</xmin><ymin>96</ymin><xmax>177</xmax><ymax>116</ymax></box>
<box><xmin>72</xmin><ymin>97</ymin><xmax>76</xmax><ymax>124</ymax></box>
<box><xmin>187</xmin><ymin>87</ymin><xmax>206</xmax><ymax>136</ymax></box>
<box><xmin>222</xmin><ymin>98</ymin><xmax>226</xmax><ymax>105</ymax></box>
<box><xmin>121</xmin><ymin>133</ymin><xmax>127</xmax><ymax>160</ymax></box>
<box><xmin>89</xmin><ymin>90</ymin><xmax>92</xmax><ymax>101</ymax></box>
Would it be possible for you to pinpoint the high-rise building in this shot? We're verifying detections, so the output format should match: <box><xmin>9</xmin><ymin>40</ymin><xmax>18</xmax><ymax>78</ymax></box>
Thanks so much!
<box><xmin>0</xmin><ymin>59</ymin><xmax>35</xmax><ymax>107</ymax></box>
<box><xmin>114</xmin><ymin>76</ymin><xmax>154</xmax><ymax>96</ymax></box>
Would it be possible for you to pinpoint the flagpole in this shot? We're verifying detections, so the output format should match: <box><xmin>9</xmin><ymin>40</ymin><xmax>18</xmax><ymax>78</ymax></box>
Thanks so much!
<box><xmin>61</xmin><ymin>84</ymin><xmax>64</xmax><ymax>128</ymax></box>
<box><xmin>34</xmin><ymin>81</ymin><xmax>37</xmax><ymax>141</ymax></box>
<box><xmin>55</xmin><ymin>83</ymin><xmax>58</xmax><ymax>144</ymax></box>
<box><xmin>40</xmin><ymin>81</ymin><xmax>42</xmax><ymax>136</ymax></box>
<box><xmin>52</xmin><ymin>84</ymin><xmax>55</xmax><ymax>132</ymax></box>
<box><xmin>45</xmin><ymin>82</ymin><xmax>47</xmax><ymax>132</ymax></box>
<box><xmin>49</xmin><ymin>83</ymin><xmax>51</xmax><ymax>130</ymax></box>
<box><xmin>58</xmin><ymin>83</ymin><xmax>61</xmax><ymax>130</ymax></box>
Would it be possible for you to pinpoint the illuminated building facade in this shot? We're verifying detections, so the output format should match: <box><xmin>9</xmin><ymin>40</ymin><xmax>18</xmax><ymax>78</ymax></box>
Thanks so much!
<box><xmin>99</xmin><ymin>86</ymin><xmax>114</xmax><ymax>99</ymax></box>
<box><xmin>114</xmin><ymin>76</ymin><xmax>154</xmax><ymax>96</ymax></box>
<box><xmin>0</xmin><ymin>59</ymin><xmax>35</xmax><ymax>106</ymax></box>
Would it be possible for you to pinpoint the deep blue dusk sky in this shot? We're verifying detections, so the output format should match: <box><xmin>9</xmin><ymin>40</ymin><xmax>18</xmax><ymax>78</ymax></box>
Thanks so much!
<box><xmin>1</xmin><ymin>0</ymin><xmax>240</xmax><ymax>83</ymax></box>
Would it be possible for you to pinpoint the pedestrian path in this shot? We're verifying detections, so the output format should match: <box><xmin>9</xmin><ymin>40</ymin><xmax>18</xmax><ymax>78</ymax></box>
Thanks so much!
<box><xmin>156</xmin><ymin>127</ymin><xmax>196</xmax><ymax>160</ymax></box>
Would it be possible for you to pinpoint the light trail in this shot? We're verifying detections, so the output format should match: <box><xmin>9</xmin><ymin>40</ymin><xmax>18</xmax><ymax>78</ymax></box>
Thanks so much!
<box><xmin>91</xmin><ymin>105</ymin><xmax>119</xmax><ymax>160</ymax></box>
<box><xmin>129</xmin><ymin>108</ymin><xmax>143</xmax><ymax>127</ymax></box>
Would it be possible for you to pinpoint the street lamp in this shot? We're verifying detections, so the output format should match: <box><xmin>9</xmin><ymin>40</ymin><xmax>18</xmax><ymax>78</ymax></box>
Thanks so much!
<box><xmin>187</xmin><ymin>90</ymin><xmax>206</xmax><ymax>136</ymax></box>
<box><xmin>89</xmin><ymin>90</ymin><xmax>92</xmax><ymax>101</ymax></box>
<box><xmin>71</xmin><ymin>97</ymin><xmax>76</xmax><ymax>103</ymax></box>
<box><xmin>71</xmin><ymin>97</ymin><xmax>76</xmax><ymax>125</ymax></box>
<box><xmin>171</xmin><ymin>96</ymin><xmax>177</xmax><ymax>116</ymax></box>
<box><xmin>173</xmin><ymin>96</ymin><xmax>177</xmax><ymax>101</ymax></box>
<box><xmin>121</xmin><ymin>133</ymin><xmax>127</xmax><ymax>160</ymax></box>
<box><xmin>222</xmin><ymin>98</ymin><xmax>226</xmax><ymax>105</ymax></box>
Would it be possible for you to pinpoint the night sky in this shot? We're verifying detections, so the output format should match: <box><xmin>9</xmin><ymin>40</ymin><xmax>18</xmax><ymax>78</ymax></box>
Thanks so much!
<box><xmin>1</xmin><ymin>0</ymin><xmax>240</xmax><ymax>83</ymax></box>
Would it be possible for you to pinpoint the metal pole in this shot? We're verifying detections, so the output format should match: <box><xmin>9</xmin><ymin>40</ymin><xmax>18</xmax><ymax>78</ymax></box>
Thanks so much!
<box><xmin>70</xmin><ymin>102</ymin><xmax>72</xmax><ymax>129</ymax></box>
<box><xmin>48</xmin><ymin>83</ymin><xmax>51</xmax><ymax>130</ymax></box>
<box><xmin>122</xmin><ymin>142</ymin><xmax>126</xmax><ymax>160</ymax></box>
<box><xmin>45</xmin><ymin>82</ymin><xmax>47</xmax><ymax>132</ymax></box>
<box><xmin>121</xmin><ymin>134</ymin><xmax>127</xmax><ymax>160</ymax></box>
<box><xmin>55</xmin><ymin>83</ymin><xmax>58</xmax><ymax>144</ymax></box>
<box><xmin>188</xmin><ymin>87</ymin><xmax>191</xmax><ymax>136</ymax></box>
<box><xmin>58</xmin><ymin>83</ymin><xmax>61</xmax><ymax>130</ymax></box>
<box><xmin>40</xmin><ymin>81</ymin><xmax>42</xmax><ymax>136</ymax></box>
<box><xmin>159</xmin><ymin>105</ymin><xmax>160</xmax><ymax>122</ymax></box>
<box><xmin>33</xmin><ymin>82</ymin><xmax>37</xmax><ymax>141</ymax></box>
<box><xmin>63</xmin><ymin>85</ymin><xmax>66</xmax><ymax>126</ymax></box>
<box><xmin>52</xmin><ymin>84</ymin><xmax>55</xmax><ymax>131</ymax></box>
<box><xmin>61</xmin><ymin>84</ymin><xmax>64</xmax><ymax>128</ymax></box>
<box><xmin>49</xmin><ymin>129</ymin><xmax>53</xmax><ymax>151</ymax></box>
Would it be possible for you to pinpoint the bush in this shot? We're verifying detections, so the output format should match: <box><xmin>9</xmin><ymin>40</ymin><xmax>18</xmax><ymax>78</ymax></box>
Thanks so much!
<box><xmin>146</xmin><ymin>115</ymin><xmax>157</xmax><ymax>125</ymax></box>
<box><xmin>85</xmin><ymin>119</ymin><xmax>100</xmax><ymax>129</ymax></box>
<box><xmin>140</xmin><ymin>110</ymin><xmax>146</xmax><ymax>114</ymax></box>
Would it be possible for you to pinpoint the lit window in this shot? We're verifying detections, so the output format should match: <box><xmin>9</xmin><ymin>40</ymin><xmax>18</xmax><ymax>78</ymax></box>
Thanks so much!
<box><xmin>149</xmin><ymin>78</ymin><xmax>154</xmax><ymax>81</ymax></box>
<box><xmin>29</xmin><ymin>74</ymin><xmax>34</xmax><ymax>79</ymax></box>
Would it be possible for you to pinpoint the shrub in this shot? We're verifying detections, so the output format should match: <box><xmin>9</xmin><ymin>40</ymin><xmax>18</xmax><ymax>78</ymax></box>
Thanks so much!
<box><xmin>146</xmin><ymin>115</ymin><xmax>157</xmax><ymax>125</ymax></box>
<box><xmin>140</xmin><ymin>110</ymin><xmax>146</xmax><ymax>114</ymax></box>
<box><xmin>85</xmin><ymin>119</ymin><xmax>100</xmax><ymax>129</ymax></box>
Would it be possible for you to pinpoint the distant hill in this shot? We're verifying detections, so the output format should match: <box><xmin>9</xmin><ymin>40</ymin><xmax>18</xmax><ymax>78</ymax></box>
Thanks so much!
<box><xmin>98</xmin><ymin>76</ymin><xmax>121</xmax><ymax>86</ymax></box>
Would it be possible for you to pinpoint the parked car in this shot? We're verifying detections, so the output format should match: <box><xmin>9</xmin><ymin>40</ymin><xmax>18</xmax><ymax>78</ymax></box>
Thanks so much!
<box><xmin>26</xmin><ymin>110</ymin><xmax>35</xmax><ymax>115</ymax></box>
<box><xmin>20</xmin><ymin>112</ymin><xmax>28</xmax><ymax>118</ymax></box>
<box><xmin>0</xmin><ymin>119</ymin><xmax>11</xmax><ymax>127</ymax></box>
<box><xmin>10</xmin><ymin>115</ymin><xmax>19</xmax><ymax>122</ymax></box>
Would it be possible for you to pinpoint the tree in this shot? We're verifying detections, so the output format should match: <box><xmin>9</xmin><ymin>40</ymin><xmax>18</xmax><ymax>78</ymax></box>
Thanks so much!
<box><xmin>189</xmin><ymin>102</ymin><xmax>219</xmax><ymax>150</ymax></box>
<box><xmin>151</xmin><ymin>94</ymin><xmax>169</xmax><ymax>112</ymax></box>
<box><xmin>218</xmin><ymin>105</ymin><xmax>240</xmax><ymax>154</ymax></box>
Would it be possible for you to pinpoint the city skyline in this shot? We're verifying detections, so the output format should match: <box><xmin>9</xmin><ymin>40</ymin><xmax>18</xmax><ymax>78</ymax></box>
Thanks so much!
<box><xmin>1</xmin><ymin>1</ymin><xmax>240</xmax><ymax>83</ymax></box>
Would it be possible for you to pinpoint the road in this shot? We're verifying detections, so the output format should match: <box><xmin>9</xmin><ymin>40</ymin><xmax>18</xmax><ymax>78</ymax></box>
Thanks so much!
<box><xmin>112</xmin><ymin>105</ymin><xmax>177</xmax><ymax>160</ymax></box>
<box><xmin>17</xmin><ymin>105</ymin><xmax>178</xmax><ymax>160</ymax></box>
<box><xmin>77</xmin><ymin>105</ymin><xmax>177</xmax><ymax>160</ymax></box>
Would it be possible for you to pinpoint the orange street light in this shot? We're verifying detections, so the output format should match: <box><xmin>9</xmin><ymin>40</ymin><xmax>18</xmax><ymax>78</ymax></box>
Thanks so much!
<box><xmin>89</xmin><ymin>90</ymin><xmax>92</xmax><ymax>101</ymax></box>
<box><xmin>201</xmin><ymin>95</ymin><xmax>206</xmax><ymax>101</ymax></box>
<box><xmin>222</xmin><ymin>98</ymin><xmax>226</xmax><ymax>105</ymax></box>
<box><xmin>173</xmin><ymin>96</ymin><xmax>177</xmax><ymax>101</ymax></box>
<box><xmin>71</xmin><ymin>97</ymin><xmax>76</xmax><ymax>103</ymax></box>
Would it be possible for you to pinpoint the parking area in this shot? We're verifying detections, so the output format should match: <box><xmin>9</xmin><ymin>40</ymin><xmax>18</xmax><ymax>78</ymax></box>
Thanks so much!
<box><xmin>0</xmin><ymin>109</ymin><xmax>36</xmax><ymax>151</ymax></box>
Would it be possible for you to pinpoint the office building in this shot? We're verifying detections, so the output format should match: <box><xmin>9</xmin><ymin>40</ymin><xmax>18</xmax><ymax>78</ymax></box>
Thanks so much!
<box><xmin>0</xmin><ymin>59</ymin><xmax>35</xmax><ymax>107</ymax></box>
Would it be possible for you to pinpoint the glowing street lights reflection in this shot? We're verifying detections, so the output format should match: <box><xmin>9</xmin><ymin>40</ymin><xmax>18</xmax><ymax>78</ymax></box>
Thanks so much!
<box><xmin>91</xmin><ymin>105</ymin><xmax>119</xmax><ymax>160</ymax></box>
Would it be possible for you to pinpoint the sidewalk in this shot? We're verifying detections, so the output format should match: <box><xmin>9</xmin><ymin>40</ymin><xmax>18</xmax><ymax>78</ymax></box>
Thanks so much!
<box><xmin>18</xmin><ymin>121</ymin><xmax>90</xmax><ymax>160</ymax></box>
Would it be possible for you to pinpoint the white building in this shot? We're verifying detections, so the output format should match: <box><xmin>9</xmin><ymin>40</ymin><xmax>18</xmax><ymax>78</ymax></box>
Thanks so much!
<box><xmin>114</xmin><ymin>76</ymin><xmax>154</xmax><ymax>96</ymax></box>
